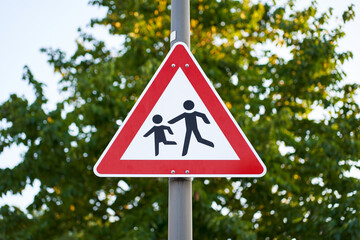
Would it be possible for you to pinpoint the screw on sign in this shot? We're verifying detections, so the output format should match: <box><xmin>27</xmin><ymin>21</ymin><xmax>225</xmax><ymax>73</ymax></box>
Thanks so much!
<box><xmin>93</xmin><ymin>43</ymin><xmax>266</xmax><ymax>177</ymax></box>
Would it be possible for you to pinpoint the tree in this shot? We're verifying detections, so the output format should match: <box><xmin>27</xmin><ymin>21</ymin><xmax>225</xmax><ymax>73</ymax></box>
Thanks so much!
<box><xmin>1</xmin><ymin>0</ymin><xmax>359</xmax><ymax>239</ymax></box>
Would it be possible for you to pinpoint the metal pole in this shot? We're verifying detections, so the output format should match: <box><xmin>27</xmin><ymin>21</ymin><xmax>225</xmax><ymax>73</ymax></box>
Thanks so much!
<box><xmin>169</xmin><ymin>0</ymin><xmax>192</xmax><ymax>240</ymax></box>
<box><xmin>170</xmin><ymin>0</ymin><xmax>190</xmax><ymax>48</ymax></box>
<box><xmin>168</xmin><ymin>178</ymin><xmax>192</xmax><ymax>240</ymax></box>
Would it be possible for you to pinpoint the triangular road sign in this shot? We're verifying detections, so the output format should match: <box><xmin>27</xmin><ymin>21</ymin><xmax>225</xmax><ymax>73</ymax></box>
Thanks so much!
<box><xmin>94</xmin><ymin>42</ymin><xmax>266</xmax><ymax>177</ymax></box>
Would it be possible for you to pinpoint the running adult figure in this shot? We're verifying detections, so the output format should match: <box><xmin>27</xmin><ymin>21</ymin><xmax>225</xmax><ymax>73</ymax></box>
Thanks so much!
<box><xmin>144</xmin><ymin>114</ymin><xmax>176</xmax><ymax>156</ymax></box>
<box><xmin>168</xmin><ymin>100</ymin><xmax>214</xmax><ymax>156</ymax></box>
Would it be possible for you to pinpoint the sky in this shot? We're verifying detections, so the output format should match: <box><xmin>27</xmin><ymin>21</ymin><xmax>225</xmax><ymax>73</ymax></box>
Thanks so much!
<box><xmin>0</xmin><ymin>0</ymin><xmax>359</xmax><ymax>211</ymax></box>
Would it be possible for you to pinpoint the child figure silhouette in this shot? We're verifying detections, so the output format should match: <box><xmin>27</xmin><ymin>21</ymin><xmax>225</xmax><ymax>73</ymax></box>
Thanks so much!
<box><xmin>168</xmin><ymin>100</ymin><xmax>214</xmax><ymax>156</ymax></box>
<box><xmin>144</xmin><ymin>114</ymin><xmax>177</xmax><ymax>156</ymax></box>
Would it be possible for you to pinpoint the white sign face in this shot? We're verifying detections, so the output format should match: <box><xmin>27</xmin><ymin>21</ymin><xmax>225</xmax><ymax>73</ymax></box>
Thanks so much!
<box><xmin>122</xmin><ymin>68</ymin><xmax>239</xmax><ymax>160</ymax></box>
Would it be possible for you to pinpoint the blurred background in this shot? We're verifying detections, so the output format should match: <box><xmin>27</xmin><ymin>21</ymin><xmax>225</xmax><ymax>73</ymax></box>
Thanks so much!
<box><xmin>0</xmin><ymin>0</ymin><xmax>359</xmax><ymax>239</ymax></box>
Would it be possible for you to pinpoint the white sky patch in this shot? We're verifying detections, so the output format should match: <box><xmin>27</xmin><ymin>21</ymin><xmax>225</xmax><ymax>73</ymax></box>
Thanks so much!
<box><xmin>0</xmin><ymin>144</ymin><xmax>28</xmax><ymax>169</ymax></box>
<box><xmin>0</xmin><ymin>179</ymin><xmax>41</xmax><ymax>212</ymax></box>
<box><xmin>277</xmin><ymin>141</ymin><xmax>295</xmax><ymax>156</ymax></box>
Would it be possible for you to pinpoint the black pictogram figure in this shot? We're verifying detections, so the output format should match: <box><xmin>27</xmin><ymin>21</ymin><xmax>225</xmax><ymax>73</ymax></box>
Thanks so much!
<box><xmin>144</xmin><ymin>114</ymin><xmax>177</xmax><ymax>156</ymax></box>
<box><xmin>168</xmin><ymin>100</ymin><xmax>214</xmax><ymax>156</ymax></box>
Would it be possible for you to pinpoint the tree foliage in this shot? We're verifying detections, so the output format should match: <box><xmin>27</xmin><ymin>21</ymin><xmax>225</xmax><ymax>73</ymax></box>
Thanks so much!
<box><xmin>1</xmin><ymin>0</ymin><xmax>359</xmax><ymax>239</ymax></box>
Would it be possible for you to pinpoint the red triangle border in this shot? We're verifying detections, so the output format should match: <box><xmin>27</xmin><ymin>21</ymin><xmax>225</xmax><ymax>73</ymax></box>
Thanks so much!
<box><xmin>94</xmin><ymin>43</ymin><xmax>266</xmax><ymax>177</ymax></box>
